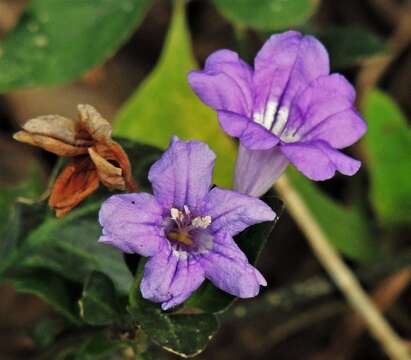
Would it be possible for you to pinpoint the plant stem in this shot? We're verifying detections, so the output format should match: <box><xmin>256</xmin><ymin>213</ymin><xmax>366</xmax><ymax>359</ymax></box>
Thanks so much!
<box><xmin>274</xmin><ymin>174</ymin><xmax>411</xmax><ymax>360</ymax></box>
<box><xmin>223</xmin><ymin>250</ymin><xmax>411</xmax><ymax>324</ymax></box>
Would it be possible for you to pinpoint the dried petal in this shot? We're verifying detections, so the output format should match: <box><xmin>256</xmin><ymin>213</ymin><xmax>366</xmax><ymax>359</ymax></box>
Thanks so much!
<box><xmin>13</xmin><ymin>131</ymin><xmax>88</xmax><ymax>157</ymax></box>
<box><xmin>110</xmin><ymin>141</ymin><xmax>138</xmax><ymax>192</ymax></box>
<box><xmin>15</xmin><ymin>104</ymin><xmax>138</xmax><ymax>217</ymax></box>
<box><xmin>77</xmin><ymin>104</ymin><xmax>112</xmax><ymax>143</ymax></box>
<box><xmin>90</xmin><ymin>142</ymin><xmax>138</xmax><ymax>192</ymax></box>
<box><xmin>49</xmin><ymin>157</ymin><xmax>99</xmax><ymax>217</ymax></box>
<box><xmin>88</xmin><ymin>146</ymin><xmax>126</xmax><ymax>191</ymax></box>
<box><xmin>22</xmin><ymin>114</ymin><xmax>78</xmax><ymax>145</ymax></box>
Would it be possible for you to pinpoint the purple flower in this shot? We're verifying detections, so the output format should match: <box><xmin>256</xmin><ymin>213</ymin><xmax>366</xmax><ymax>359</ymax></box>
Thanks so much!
<box><xmin>188</xmin><ymin>31</ymin><xmax>367</xmax><ymax>197</ymax></box>
<box><xmin>98</xmin><ymin>137</ymin><xmax>275</xmax><ymax>310</ymax></box>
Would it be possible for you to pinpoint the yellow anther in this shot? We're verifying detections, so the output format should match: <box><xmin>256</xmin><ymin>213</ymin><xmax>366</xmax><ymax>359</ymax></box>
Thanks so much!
<box><xmin>167</xmin><ymin>230</ymin><xmax>193</xmax><ymax>246</ymax></box>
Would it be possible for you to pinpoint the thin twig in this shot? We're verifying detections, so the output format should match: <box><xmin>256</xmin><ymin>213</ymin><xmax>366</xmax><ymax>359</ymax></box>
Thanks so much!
<box><xmin>223</xmin><ymin>251</ymin><xmax>411</xmax><ymax>325</ymax></box>
<box><xmin>323</xmin><ymin>267</ymin><xmax>411</xmax><ymax>360</ymax></box>
<box><xmin>274</xmin><ymin>174</ymin><xmax>411</xmax><ymax>360</ymax></box>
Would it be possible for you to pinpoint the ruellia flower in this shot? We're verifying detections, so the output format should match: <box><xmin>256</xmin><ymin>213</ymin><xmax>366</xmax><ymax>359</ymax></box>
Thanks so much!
<box><xmin>13</xmin><ymin>104</ymin><xmax>137</xmax><ymax>217</ymax></box>
<box><xmin>188</xmin><ymin>31</ymin><xmax>367</xmax><ymax>197</ymax></box>
<box><xmin>98</xmin><ymin>137</ymin><xmax>275</xmax><ymax>310</ymax></box>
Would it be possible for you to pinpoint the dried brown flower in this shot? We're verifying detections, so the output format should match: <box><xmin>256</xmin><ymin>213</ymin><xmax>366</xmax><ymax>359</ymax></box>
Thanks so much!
<box><xmin>13</xmin><ymin>104</ymin><xmax>138</xmax><ymax>217</ymax></box>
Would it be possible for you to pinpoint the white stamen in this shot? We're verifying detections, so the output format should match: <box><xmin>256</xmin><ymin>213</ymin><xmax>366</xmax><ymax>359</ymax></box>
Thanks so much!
<box><xmin>191</xmin><ymin>215</ymin><xmax>212</xmax><ymax>229</ymax></box>
<box><xmin>172</xmin><ymin>249</ymin><xmax>188</xmax><ymax>260</ymax></box>
<box><xmin>183</xmin><ymin>205</ymin><xmax>190</xmax><ymax>215</ymax></box>
<box><xmin>170</xmin><ymin>207</ymin><xmax>181</xmax><ymax>221</ymax></box>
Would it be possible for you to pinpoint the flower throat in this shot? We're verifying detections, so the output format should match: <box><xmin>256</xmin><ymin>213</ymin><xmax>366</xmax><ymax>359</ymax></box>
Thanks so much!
<box><xmin>166</xmin><ymin>206</ymin><xmax>211</xmax><ymax>247</ymax></box>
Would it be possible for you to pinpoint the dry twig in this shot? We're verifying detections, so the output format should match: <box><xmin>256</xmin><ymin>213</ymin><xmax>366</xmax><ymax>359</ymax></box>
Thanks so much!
<box><xmin>274</xmin><ymin>175</ymin><xmax>411</xmax><ymax>360</ymax></box>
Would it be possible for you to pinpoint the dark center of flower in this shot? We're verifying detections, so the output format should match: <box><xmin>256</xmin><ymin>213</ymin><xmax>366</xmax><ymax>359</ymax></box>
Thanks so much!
<box><xmin>165</xmin><ymin>206</ymin><xmax>212</xmax><ymax>249</ymax></box>
<box><xmin>167</xmin><ymin>229</ymin><xmax>193</xmax><ymax>246</ymax></box>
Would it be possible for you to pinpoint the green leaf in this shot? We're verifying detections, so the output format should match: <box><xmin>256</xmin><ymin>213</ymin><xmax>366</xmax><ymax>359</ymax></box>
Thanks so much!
<box><xmin>5</xmin><ymin>269</ymin><xmax>81</xmax><ymax>324</ymax></box>
<box><xmin>0</xmin><ymin>164</ymin><xmax>45</xmax><ymax>267</ymax></box>
<box><xmin>130</xmin><ymin>304</ymin><xmax>219</xmax><ymax>358</ymax></box>
<box><xmin>286</xmin><ymin>169</ymin><xmax>381</xmax><ymax>261</ymax></box>
<box><xmin>213</xmin><ymin>0</ymin><xmax>319</xmax><ymax>31</ymax></box>
<box><xmin>114</xmin><ymin>0</ymin><xmax>236</xmax><ymax>188</ymax></box>
<box><xmin>0</xmin><ymin>0</ymin><xmax>152</xmax><ymax>92</ymax></box>
<box><xmin>137</xmin><ymin>348</ymin><xmax>168</xmax><ymax>360</ymax></box>
<box><xmin>2</xmin><ymin>141</ymin><xmax>163</xmax><ymax>295</ymax></box>
<box><xmin>362</xmin><ymin>90</ymin><xmax>411</xmax><ymax>226</ymax></box>
<box><xmin>14</xmin><ymin>206</ymin><xmax>133</xmax><ymax>294</ymax></box>
<box><xmin>316</xmin><ymin>27</ymin><xmax>386</xmax><ymax>68</ymax></box>
<box><xmin>30</xmin><ymin>318</ymin><xmax>64</xmax><ymax>350</ymax></box>
<box><xmin>52</xmin><ymin>332</ymin><xmax>128</xmax><ymax>360</ymax></box>
<box><xmin>1</xmin><ymin>140</ymin><xmax>165</xmax><ymax>329</ymax></box>
<box><xmin>128</xmin><ymin>262</ymin><xmax>219</xmax><ymax>358</ymax></box>
<box><xmin>186</xmin><ymin>193</ymin><xmax>282</xmax><ymax>313</ymax></box>
<box><xmin>79</xmin><ymin>271</ymin><xmax>122</xmax><ymax>326</ymax></box>
<box><xmin>0</xmin><ymin>188</ymin><xmax>24</xmax><ymax>258</ymax></box>
<box><xmin>73</xmin><ymin>333</ymin><xmax>127</xmax><ymax>360</ymax></box>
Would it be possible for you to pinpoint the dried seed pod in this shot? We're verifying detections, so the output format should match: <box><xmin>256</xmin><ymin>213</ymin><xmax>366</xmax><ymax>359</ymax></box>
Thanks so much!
<box><xmin>14</xmin><ymin>104</ymin><xmax>139</xmax><ymax>217</ymax></box>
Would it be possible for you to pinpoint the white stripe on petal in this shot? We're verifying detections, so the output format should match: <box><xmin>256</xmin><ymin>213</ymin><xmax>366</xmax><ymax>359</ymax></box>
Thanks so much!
<box><xmin>253</xmin><ymin>112</ymin><xmax>264</xmax><ymax>127</ymax></box>
<box><xmin>272</xmin><ymin>107</ymin><xmax>289</xmax><ymax>136</ymax></box>
<box><xmin>263</xmin><ymin>101</ymin><xmax>278</xmax><ymax>129</ymax></box>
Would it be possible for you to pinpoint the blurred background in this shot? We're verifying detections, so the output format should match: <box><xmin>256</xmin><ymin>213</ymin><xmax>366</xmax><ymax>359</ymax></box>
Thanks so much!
<box><xmin>0</xmin><ymin>0</ymin><xmax>410</xmax><ymax>359</ymax></box>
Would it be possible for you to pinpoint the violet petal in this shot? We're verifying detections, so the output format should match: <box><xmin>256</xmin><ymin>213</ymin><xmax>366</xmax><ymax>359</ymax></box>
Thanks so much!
<box><xmin>199</xmin><ymin>231</ymin><xmax>266</xmax><ymax>298</ymax></box>
<box><xmin>98</xmin><ymin>193</ymin><xmax>164</xmax><ymax>257</ymax></box>
<box><xmin>148</xmin><ymin>138</ymin><xmax>215</xmax><ymax>211</ymax></box>
<box><xmin>253</xmin><ymin>31</ymin><xmax>329</xmax><ymax>128</ymax></box>
<box><xmin>286</xmin><ymin>74</ymin><xmax>366</xmax><ymax>148</ymax></box>
<box><xmin>203</xmin><ymin>187</ymin><xmax>275</xmax><ymax>236</ymax></box>
<box><xmin>140</xmin><ymin>241</ymin><xmax>205</xmax><ymax>310</ymax></box>
<box><xmin>188</xmin><ymin>49</ymin><xmax>253</xmax><ymax>116</ymax></box>
<box><xmin>218</xmin><ymin>110</ymin><xmax>280</xmax><ymax>150</ymax></box>
<box><xmin>281</xmin><ymin>140</ymin><xmax>361</xmax><ymax>180</ymax></box>
<box><xmin>234</xmin><ymin>144</ymin><xmax>289</xmax><ymax>197</ymax></box>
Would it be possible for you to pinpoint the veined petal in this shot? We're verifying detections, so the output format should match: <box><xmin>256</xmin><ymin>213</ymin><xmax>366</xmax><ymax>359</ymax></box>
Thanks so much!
<box><xmin>140</xmin><ymin>242</ymin><xmax>205</xmax><ymax>310</ymax></box>
<box><xmin>217</xmin><ymin>110</ymin><xmax>249</xmax><ymax>137</ymax></box>
<box><xmin>188</xmin><ymin>73</ymin><xmax>248</xmax><ymax>115</ymax></box>
<box><xmin>253</xmin><ymin>31</ymin><xmax>329</xmax><ymax>131</ymax></box>
<box><xmin>241</xmin><ymin>121</ymin><xmax>281</xmax><ymax>150</ymax></box>
<box><xmin>285</xmin><ymin>74</ymin><xmax>366</xmax><ymax>148</ymax></box>
<box><xmin>204</xmin><ymin>49</ymin><xmax>254</xmax><ymax>113</ymax></box>
<box><xmin>203</xmin><ymin>187</ymin><xmax>275</xmax><ymax>237</ymax></box>
<box><xmin>148</xmin><ymin>138</ymin><xmax>215</xmax><ymax>211</ymax></box>
<box><xmin>218</xmin><ymin>111</ymin><xmax>279</xmax><ymax>150</ymax></box>
<box><xmin>281</xmin><ymin>140</ymin><xmax>361</xmax><ymax>181</ymax></box>
<box><xmin>315</xmin><ymin>141</ymin><xmax>362</xmax><ymax>176</ymax></box>
<box><xmin>199</xmin><ymin>232</ymin><xmax>266</xmax><ymax>298</ymax></box>
<box><xmin>98</xmin><ymin>193</ymin><xmax>164</xmax><ymax>257</ymax></box>
<box><xmin>302</xmin><ymin>108</ymin><xmax>367</xmax><ymax>149</ymax></box>
<box><xmin>234</xmin><ymin>144</ymin><xmax>289</xmax><ymax>197</ymax></box>
<box><xmin>188</xmin><ymin>49</ymin><xmax>254</xmax><ymax>116</ymax></box>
